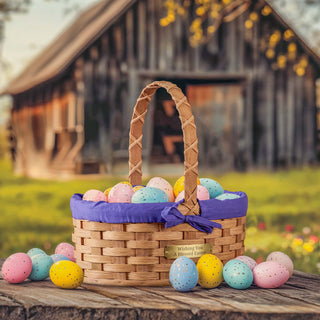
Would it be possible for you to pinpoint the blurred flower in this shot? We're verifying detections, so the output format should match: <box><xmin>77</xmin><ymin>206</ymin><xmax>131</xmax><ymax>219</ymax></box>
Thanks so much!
<box><xmin>302</xmin><ymin>243</ymin><xmax>314</xmax><ymax>253</ymax></box>
<box><xmin>43</xmin><ymin>242</ymin><xmax>52</xmax><ymax>250</ymax></box>
<box><xmin>309</xmin><ymin>235</ymin><xmax>319</xmax><ymax>244</ymax></box>
<box><xmin>293</xmin><ymin>238</ymin><xmax>303</xmax><ymax>246</ymax></box>
<box><xmin>250</xmin><ymin>247</ymin><xmax>257</xmax><ymax>253</ymax></box>
<box><xmin>256</xmin><ymin>256</ymin><xmax>264</xmax><ymax>264</ymax></box>
<box><xmin>285</xmin><ymin>224</ymin><xmax>294</xmax><ymax>233</ymax></box>
<box><xmin>316</xmin><ymin>262</ymin><xmax>320</xmax><ymax>270</ymax></box>
<box><xmin>302</xmin><ymin>227</ymin><xmax>311</xmax><ymax>235</ymax></box>
<box><xmin>258</xmin><ymin>222</ymin><xmax>266</xmax><ymax>230</ymax></box>
<box><xmin>247</xmin><ymin>226</ymin><xmax>257</xmax><ymax>236</ymax></box>
<box><xmin>285</xmin><ymin>233</ymin><xmax>293</xmax><ymax>240</ymax></box>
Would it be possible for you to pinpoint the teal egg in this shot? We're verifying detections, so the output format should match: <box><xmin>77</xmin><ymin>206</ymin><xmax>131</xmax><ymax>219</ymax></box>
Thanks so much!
<box><xmin>200</xmin><ymin>178</ymin><xmax>224</xmax><ymax>199</ymax></box>
<box><xmin>223</xmin><ymin>259</ymin><xmax>253</xmax><ymax>289</ymax></box>
<box><xmin>131</xmin><ymin>187</ymin><xmax>169</xmax><ymax>203</ymax></box>
<box><xmin>29</xmin><ymin>254</ymin><xmax>54</xmax><ymax>281</ymax></box>
<box><xmin>27</xmin><ymin>248</ymin><xmax>46</xmax><ymax>257</ymax></box>
<box><xmin>215</xmin><ymin>193</ymin><xmax>240</xmax><ymax>200</ymax></box>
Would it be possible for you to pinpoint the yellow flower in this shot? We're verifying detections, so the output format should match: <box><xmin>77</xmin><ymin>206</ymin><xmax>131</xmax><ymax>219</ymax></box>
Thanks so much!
<box><xmin>245</xmin><ymin>19</ymin><xmax>253</xmax><ymax>29</ymax></box>
<box><xmin>293</xmin><ymin>238</ymin><xmax>303</xmax><ymax>246</ymax></box>
<box><xmin>303</xmin><ymin>243</ymin><xmax>314</xmax><ymax>253</ymax></box>
<box><xmin>196</xmin><ymin>6</ymin><xmax>206</xmax><ymax>16</ymax></box>
<box><xmin>262</xmin><ymin>5</ymin><xmax>272</xmax><ymax>16</ymax></box>
<box><xmin>250</xmin><ymin>12</ymin><xmax>259</xmax><ymax>22</ymax></box>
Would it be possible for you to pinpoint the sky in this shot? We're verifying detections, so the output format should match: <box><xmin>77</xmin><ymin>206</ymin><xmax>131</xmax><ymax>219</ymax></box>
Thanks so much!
<box><xmin>1</xmin><ymin>0</ymin><xmax>97</xmax><ymax>88</ymax></box>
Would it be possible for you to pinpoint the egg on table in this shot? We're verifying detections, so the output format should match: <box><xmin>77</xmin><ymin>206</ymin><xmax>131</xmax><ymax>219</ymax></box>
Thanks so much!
<box><xmin>108</xmin><ymin>183</ymin><xmax>134</xmax><ymax>203</ymax></box>
<box><xmin>253</xmin><ymin>261</ymin><xmax>290</xmax><ymax>288</ymax></box>
<box><xmin>200</xmin><ymin>178</ymin><xmax>224</xmax><ymax>199</ymax></box>
<box><xmin>29</xmin><ymin>254</ymin><xmax>54</xmax><ymax>281</ymax></box>
<box><xmin>235</xmin><ymin>255</ymin><xmax>257</xmax><ymax>271</ymax></box>
<box><xmin>169</xmin><ymin>256</ymin><xmax>198</xmax><ymax>292</ymax></box>
<box><xmin>131</xmin><ymin>187</ymin><xmax>169</xmax><ymax>203</ymax></box>
<box><xmin>55</xmin><ymin>242</ymin><xmax>75</xmax><ymax>262</ymax></box>
<box><xmin>266</xmin><ymin>251</ymin><xmax>294</xmax><ymax>277</ymax></box>
<box><xmin>1</xmin><ymin>253</ymin><xmax>33</xmax><ymax>284</ymax></box>
<box><xmin>50</xmin><ymin>260</ymin><xmax>84</xmax><ymax>289</ymax></box>
<box><xmin>147</xmin><ymin>177</ymin><xmax>174</xmax><ymax>202</ymax></box>
<box><xmin>175</xmin><ymin>185</ymin><xmax>210</xmax><ymax>202</ymax></box>
<box><xmin>223</xmin><ymin>259</ymin><xmax>253</xmax><ymax>289</ymax></box>
<box><xmin>197</xmin><ymin>254</ymin><xmax>223</xmax><ymax>289</ymax></box>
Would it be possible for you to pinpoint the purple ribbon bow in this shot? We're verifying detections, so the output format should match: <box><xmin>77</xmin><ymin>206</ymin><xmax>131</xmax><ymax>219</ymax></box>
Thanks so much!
<box><xmin>161</xmin><ymin>204</ymin><xmax>222</xmax><ymax>233</ymax></box>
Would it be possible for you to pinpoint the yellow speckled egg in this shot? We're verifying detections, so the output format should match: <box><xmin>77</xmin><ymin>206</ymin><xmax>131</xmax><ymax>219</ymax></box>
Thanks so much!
<box><xmin>133</xmin><ymin>185</ymin><xmax>144</xmax><ymax>192</ymax></box>
<box><xmin>174</xmin><ymin>176</ymin><xmax>200</xmax><ymax>197</ymax></box>
<box><xmin>104</xmin><ymin>187</ymin><xmax>112</xmax><ymax>200</ymax></box>
<box><xmin>197</xmin><ymin>254</ymin><xmax>223</xmax><ymax>289</ymax></box>
<box><xmin>49</xmin><ymin>260</ymin><xmax>83</xmax><ymax>289</ymax></box>
<box><xmin>119</xmin><ymin>181</ymin><xmax>133</xmax><ymax>187</ymax></box>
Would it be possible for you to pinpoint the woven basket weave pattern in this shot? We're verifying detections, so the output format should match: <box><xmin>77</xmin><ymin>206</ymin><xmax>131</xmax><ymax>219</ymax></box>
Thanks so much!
<box><xmin>72</xmin><ymin>81</ymin><xmax>247</xmax><ymax>286</ymax></box>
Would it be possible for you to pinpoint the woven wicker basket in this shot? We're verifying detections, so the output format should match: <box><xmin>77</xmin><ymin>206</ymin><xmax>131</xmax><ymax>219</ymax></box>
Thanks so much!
<box><xmin>72</xmin><ymin>81</ymin><xmax>246</xmax><ymax>286</ymax></box>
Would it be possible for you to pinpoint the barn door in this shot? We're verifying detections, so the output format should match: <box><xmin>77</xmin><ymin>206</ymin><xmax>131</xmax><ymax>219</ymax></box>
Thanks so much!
<box><xmin>186</xmin><ymin>83</ymin><xmax>246</xmax><ymax>170</ymax></box>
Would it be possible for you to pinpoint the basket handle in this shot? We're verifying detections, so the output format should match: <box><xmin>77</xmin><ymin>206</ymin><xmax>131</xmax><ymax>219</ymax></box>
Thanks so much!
<box><xmin>129</xmin><ymin>81</ymin><xmax>200</xmax><ymax>216</ymax></box>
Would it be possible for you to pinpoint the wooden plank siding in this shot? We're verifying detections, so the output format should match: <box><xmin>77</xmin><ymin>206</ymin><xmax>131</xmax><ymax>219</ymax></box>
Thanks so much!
<box><xmin>9</xmin><ymin>0</ymin><xmax>320</xmax><ymax>177</ymax></box>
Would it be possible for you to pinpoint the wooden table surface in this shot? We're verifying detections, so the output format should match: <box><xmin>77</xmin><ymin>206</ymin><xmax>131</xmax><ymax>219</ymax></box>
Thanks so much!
<box><xmin>1</xmin><ymin>259</ymin><xmax>320</xmax><ymax>320</ymax></box>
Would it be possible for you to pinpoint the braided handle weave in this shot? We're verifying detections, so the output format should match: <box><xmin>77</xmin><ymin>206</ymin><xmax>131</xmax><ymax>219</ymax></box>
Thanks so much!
<box><xmin>129</xmin><ymin>81</ymin><xmax>200</xmax><ymax>216</ymax></box>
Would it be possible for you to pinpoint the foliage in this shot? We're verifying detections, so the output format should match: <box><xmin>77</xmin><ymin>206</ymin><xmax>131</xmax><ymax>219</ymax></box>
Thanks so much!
<box><xmin>0</xmin><ymin>159</ymin><xmax>319</xmax><ymax>274</ymax></box>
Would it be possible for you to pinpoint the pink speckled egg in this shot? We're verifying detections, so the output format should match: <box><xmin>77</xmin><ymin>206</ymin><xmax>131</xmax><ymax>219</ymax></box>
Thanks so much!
<box><xmin>83</xmin><ymin>189</ymin><xmax>107</xmax><ymax>202</ymax></box>
<box><xmin>175</xmin><ymin>185</ymin><xmax>210</xmax><ymax>202</ymax></box>
<box><xmin>147</xmin><ymin>177</ymin><xmax>174</xmax><ymax>202</ymax></box>
<box><xmin>1</xmin><ymin>253</ymin><xmax>32</xmax><ymax>284</ymax></box>
<box><xmin>235</xmin><ymin>255</ymin><xmax>257</xmax><ymax>271</ymax></box>
<box><xmin>267</xmin><ymin>251</ymin><xmax>294</xmax><ymax>277</ymax></box>
<box><xmin>108</xmin><ymin>183</ymin><xmax>134</xmax><ymax>203</ymax></box>
<box><xmin>55</xmin><ymin>243</ymin><xmax>75</xmax><ymax>262</ymax></box>
<box><xmin>253</xmin><ymin>261</ymin><xmax>290</xmax><ymax>288</ymax></box>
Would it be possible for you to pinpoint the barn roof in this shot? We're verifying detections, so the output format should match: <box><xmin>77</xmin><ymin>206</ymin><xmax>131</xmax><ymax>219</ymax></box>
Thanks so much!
<box><xmin>2</xmin><ymin>0</ymin><xmax>320</xmax><ymax>95</ymax></box>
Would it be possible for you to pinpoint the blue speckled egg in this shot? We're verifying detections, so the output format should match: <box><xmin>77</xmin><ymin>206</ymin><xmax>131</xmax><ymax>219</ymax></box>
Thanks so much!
<box><xmin>50</xmin><ymin>254</ymin><xmax>70</xmax><ymax>263</ymax></box>
<box><xmin>200</xmin><ymin>178</ymin><xmax>224</xmax><ymax>199</ymax></box>
<box><xmin>215</xmin><ymin>193</ymin><xmax>240</xmax><ymax>200</ymax></box>
<box><xmin>223</xmin><ymin>259</ymin><xmax>253</xmax><ymax>289</ymax></box>
<box><xmin>27</xmin><ymin>248</ymin><xmax>46</xmax><ymax>257</ymax></box>
<box><xmin>131</xmin><ymin>187</ymin><xmax>169</xmax><ymax>203</ymax></box>
<box><xmin>169</xmin><ymin>256</ymin><xmax>198</xmax><ymax>292</ymax></box>
<box><xmin>29</xmin><ymin>254</ymin><xmax>54</xmax><ymax>281</ymax></box>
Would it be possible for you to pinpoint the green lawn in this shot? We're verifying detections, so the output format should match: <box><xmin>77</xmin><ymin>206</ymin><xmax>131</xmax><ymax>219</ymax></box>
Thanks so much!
<box><xmin>0</xmin><ymin>158</ymin><xmax>319</xmax><ymax>274</ymax></box>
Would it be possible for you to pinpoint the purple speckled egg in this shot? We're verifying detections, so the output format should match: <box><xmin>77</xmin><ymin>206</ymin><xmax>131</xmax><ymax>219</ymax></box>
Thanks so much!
<box><xmin>50</xmin><ymin>254</ymin><xmax>70</xmax><ymax>263</ymax></box>
<box><xmin>1</xmin><ymin>253</ymin><xmax>33</xmax><ymax>284</ymax></box>
<box><xmin>55</xmin><ymin>243</ymin><xmax>75</xmax><ymax>262</ymax></box>
<box><xmin>83</xmin><ymin>189</ymin><xmax>107</xmax><ymax>202</ymax></box>
<box><xmin>175</xmin><ymin>185</ymin><xmax>210</xmax><ymax>202</ymax></box>
<box><xmin>108</xmin><ymin>183</ymin><xmax>134</xmax><ymax>203</ymax></box>
<box><xmin>235</xmin><ymin>255</ymin><xmax>257</xmax><ymax>271</ymax></box>
<box><xmin>253</xmin><ymin>261</ymin><xmax>290</xmax><ymax>288</ymax></box>
<box><xmin>147</xmin><ymin>177</ymin><xmax>174</xmax><ymax>202</ymax></box>
<box><xmin>266</xmin><ymin>251</ymin><xmax>294</xmax><ymax>277</ymax></box>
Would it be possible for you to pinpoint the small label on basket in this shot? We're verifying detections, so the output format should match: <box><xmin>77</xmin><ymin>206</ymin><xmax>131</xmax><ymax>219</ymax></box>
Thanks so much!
<box><xmin>164</xmin><ymin>243</ymin><xmax>212</xmax><ymax>259</ymax></box>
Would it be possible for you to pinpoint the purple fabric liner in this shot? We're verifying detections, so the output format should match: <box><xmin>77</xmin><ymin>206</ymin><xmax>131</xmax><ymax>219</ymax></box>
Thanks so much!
<box><xmin>70</xmin><ymin>191</ymin><xmax>248</xmax><ymax>224</ymax></box>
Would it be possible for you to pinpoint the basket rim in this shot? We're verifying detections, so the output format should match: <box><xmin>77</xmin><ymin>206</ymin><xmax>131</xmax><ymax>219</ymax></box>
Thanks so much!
<box><xmin>70</xmin><ymin>190</ymin><xmax>248</xmax><ymax>224</ymax></box>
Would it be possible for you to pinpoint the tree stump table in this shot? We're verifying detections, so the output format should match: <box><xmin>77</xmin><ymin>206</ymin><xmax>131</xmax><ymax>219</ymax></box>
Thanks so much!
<box><xmin>1</xmin><ymin>259</ymin><xmax>320</xmax><ymax>319</ymax></box>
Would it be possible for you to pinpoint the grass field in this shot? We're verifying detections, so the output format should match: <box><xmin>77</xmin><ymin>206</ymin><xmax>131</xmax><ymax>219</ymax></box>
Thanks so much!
<box><xmin>0</xmin><ymin>158</ymin><xmax>319</xmax><ymax>274</ymax></box>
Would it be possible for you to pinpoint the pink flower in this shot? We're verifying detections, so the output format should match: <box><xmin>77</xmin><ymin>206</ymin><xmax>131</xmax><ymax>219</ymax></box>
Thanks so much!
<box><xmin>258</xmin><ymin>222</ymin><xmax>266</xmax><ymax>230</ymax></box>
<box><xmin>285</xmin><ymin>224</ymin><xmax>294</xmax><ymax>232</ymax></box>
<box><xmin>256</xmin><ymin>256</ymin><xmax>264</xmax><ymax>264</ymax></box>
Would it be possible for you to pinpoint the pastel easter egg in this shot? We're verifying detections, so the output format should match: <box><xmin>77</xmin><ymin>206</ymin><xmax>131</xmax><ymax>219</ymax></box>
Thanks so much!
<box><xmin>173</xmin><ymin>176</ymin><xmax>200</xmax><ymax>197</ymax></box>
<box><xmin>29</xmin><ymin>254</ymin><xmax>54</xmax><ymax>281</ymax></box>
<box><xmin>131</xmin><ymin>187</ymin><xmax>169</xmax><ymax>203</ymax></box>
<box><xmin>267</xmin><ymin>251</ymin><xmax>294</xmax><ymax>277</ymax></box>
<box><xmin>133</xmin><ymin>185</ymin><xmax>144</xmax><ymax>192</ymax></box>
<box><xmin>223</xmin><ymin>259</ymin><xmax>253</xmax><ymax>289</ymax></box>
<box><xmin>200</xmin><ymin>178</ymin><xmax>224</xmax><ymax>199</ymax></box>
<box><xmin>50</xmin><ymin>260</ymin><xmax>84</xmax><ymax>289</ymax></box>
<box><xmin>27</xmin><ymin>248</ymin><xmax>46</xmax><ymax>258</ymax></box>
<box><xmin>253</xmin><ymin>261</ymin><xmax>290</xmax><ymax>288</ymax></box>
<box><xmin>235</xmin><ymin>255</ymin><xmax>257</xmax><ymax>271</ymax></box>
<box><xmin>83</xmin><ymin>189</ymin><xmax>107</xmax><ymax>202</ymax></box>
<box><xmin>175</xmin><ymin>185</ymin><xmax>210</xmax><ymax>202</ymax></box>
<box><xmin>108</xmin><ymin>183</ymin><xmax>134</xmax><ymax>203</ymax></box>
<box><xmin>1</xmin><ymin>253</ymin><xmax>33</xmax><ymax>284</ymax></box>
<box><xmin>118</xmin><ymin>181</ymin><xmax>133</xmax><ymax>187</ymax></box>
<box><xmin>50</xmin><ymin>254</ymin><xmax>70</xmax><ymax>263</ymax></box>
<box><xmin>169</xmin><ymin>257</ymin><xmax>198</xmax><ymax>292</ymax></box>
<box><xmin>197</xmin><ymin>254</ymin><xmax>223</xmax><ymax>289</ymax></box>
<box><xmin>147</xmin><ymin>177</ymin><xmax>174</xmax><ymax>202</ymax></box>
<box><xmin>55</xmin><ymin>243</ymin><xmax>75</xmax><ymax>262</ymax></box>
<box><xmin>215</xmin><ymin>193</ymin><xmax>240</xmax><ymax>200</ymax></box>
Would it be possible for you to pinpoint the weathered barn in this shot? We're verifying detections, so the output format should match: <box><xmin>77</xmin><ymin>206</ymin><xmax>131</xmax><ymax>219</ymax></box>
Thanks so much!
<box><xmin>2</xmin><ymin>0</ymin><xmax>320</xmax><ymax>177</ymax></box>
